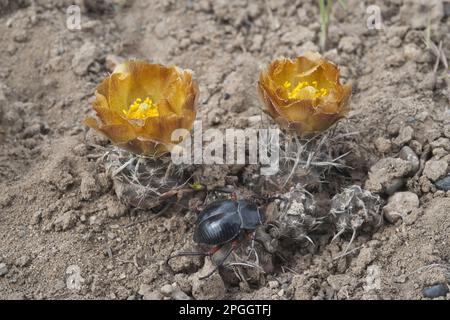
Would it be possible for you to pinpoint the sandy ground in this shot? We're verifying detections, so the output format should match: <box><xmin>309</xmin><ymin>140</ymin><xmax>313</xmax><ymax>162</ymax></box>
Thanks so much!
<box><xmin>0</xmin><ymin>0</ymin><xmax>449</xmax><ymax>300</ymax></box>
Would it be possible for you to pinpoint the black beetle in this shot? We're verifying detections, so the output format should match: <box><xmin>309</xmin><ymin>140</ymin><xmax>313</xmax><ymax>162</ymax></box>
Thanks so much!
<box><xmin>194</xmin><ymin>199</ymin><xmax>264</xmax><ymax>246</ymax></box>
<box><xmin>167</xmin><ymin>197</ymin><xmax>264</xmax><ymax>279</ymax></box>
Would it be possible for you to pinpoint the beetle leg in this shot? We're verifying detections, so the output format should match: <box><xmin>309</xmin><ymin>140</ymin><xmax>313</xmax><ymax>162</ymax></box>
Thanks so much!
<box><xmin>199</xmin><ymin>241</ymin><xmax>239</xmax><ymax>280</ymax></box>
<box><xmin>166</xmin><ymin>246</ymin><xmax>223</xmax><ymax>266</ymax></box>
<box><xmin>231</xmin><ymin>192</ymin><xmax>238</xmax><ymax>201</ymax></box>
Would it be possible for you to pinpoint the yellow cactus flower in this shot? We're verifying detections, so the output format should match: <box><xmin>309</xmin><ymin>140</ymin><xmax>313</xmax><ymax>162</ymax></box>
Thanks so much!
<box><xmin>258</xmin><ymin>52</ymin><xmax>352</xmax><ymax>136</ymax></box>
<box><xmin>85</xmin><ymin>60</ymin><xmax>198</xmax><ymax>156</ymax></box>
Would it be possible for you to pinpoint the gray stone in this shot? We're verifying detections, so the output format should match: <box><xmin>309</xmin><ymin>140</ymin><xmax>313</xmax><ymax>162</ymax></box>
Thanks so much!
<box><xmin>53</xmin><ymin>211</ymin><xmax>76</xmax><ymax>231</ymax></box>
<box><xmin>444</xmin><ymin>125</ymin><xmax>450</xmax><ymax>138</ymax></box>
<box><xmin>154</xmin><ymin>20</ymin><xmax>169</xmax><ymax>39</ymax></box>
<box><xmin>160</xmin><ymin>284</ymin><xmax>174</xmax><ymax>297</ymax></box>
<box><xmin>393</xmin><ymin>126</ymin><xmax>414</xmax><ymax>146</ymax></box>
<box><xmin>435</xmin><ymin>176</ymin><xmax>450</xmax><ymax>191</ymax></box>
<box><xmin>430</xmin><ymin>138</ymin><xmax>450</xmax><ymax>152</ymax></box>
<box><xmin>15</xmin><ymin>255</ymin><xmax>30</xmax><ymax>267</ymax></box>
<box><xmin>338</xmin><ymin>36</ymin><xmax>361</xmax><ymax>54</ymax></box>
<box><xmin>423</xmin><ymin>159</ymin><xmax>448</xmax><ymax>181</ymax></box>
<box><xmin>409</xmin><ymin>140</ymin><xmax>423</xmax><ymax>155</ymax></box>
<box><xmin>432</xmin><ymin>148</ymin><xmax>448</xmax><ymax>159</ymax></box>
<box><xmin>171</xmin><ymin>288</ymin><xmax>192</xmax><ymax>300</ymax></box>
<box><xmin>399</xmin><ymin>146</ymin><xmax>420</xmax><ymax>174</ymax></box>
<box><xmin>72</xmin><ymin>42</ymin><xmax>98</xmax><ymax>76</ymax></box>
<box><xmin>0</xmin><ymin>263</ymin><xmax>8</xmax><ymax>276</ymax></box>
<box><xmin>13</xmin><ymin>30</ymin><xmax>28</xmax><ymax>43</ymax></box>
<box><xmin>31</xmin><ymin>210</ymin><xmax>42</xmax><ymax>225</ymax></box>
<box><xmin>422</xmin><ymin>284</ymin><xmax>449</xmax><ymax>298</ymax></box>
<box><xmin>365</xmin><ymin>158</ymin><xmax>413</xmax><ymax>194</ymax></box>
<box><xmin>23</xmin><ymin>124</ymin><xmax>41</xmax><ymax>138</ymax></box>
<box><xmin>268</xmin><ymin>280</ymin><xmax>279</xmax><ymax>289</ymax></box>
<box><xmin>374</xmin><ymin>137</ymin><xmax>392</xmax><ymax>154</ymax></box>
<box><xmin>383</xmin><ymin>192</ymin><xmax>419</xmax><ymax>223</ymax></box>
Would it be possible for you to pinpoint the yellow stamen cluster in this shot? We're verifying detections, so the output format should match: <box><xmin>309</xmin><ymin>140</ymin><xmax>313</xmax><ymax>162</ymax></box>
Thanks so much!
<box><xmin>284</xmin><ymin>80</ymin><xmax>328</xmax><ymax>99</ymax></box>
<box><xmin>123</xmin><ymin>97</ymin><xmax>159</xmax><ymax>119</ymax></box>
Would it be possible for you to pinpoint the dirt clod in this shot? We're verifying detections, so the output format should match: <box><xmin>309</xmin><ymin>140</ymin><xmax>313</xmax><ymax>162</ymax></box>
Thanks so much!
<box><xmin>423</xmin><ymin>160</ymin><xmax>448</xmax><ymax>182</ymax></box>
<box><xmin>383</xmin><ymin>192</ymin><xmax>419</xmax><ymax>224</ymax></box>
<box><xmin>53</xmin><ymin>211</ymin><xmax>77</xmax><ymax>231</ymax></box>
<box><xmin>139</xmin><ymin>284</ymin><xmax>162</xmax><ymax>300</ymax></box>
<box><xmin>72</xmin><ymin>42</ymin><xmax>99</xmax><ymax>76</ymax></box>
<box><xmin>191</xmin><ymin>260</ymin><xmax>226</xmax><ymax>300</ymax></box>
<box><xmin>393</xmin><ymin>126</ymin><xmax>414</xmax><ymax>147</ymax></box>
<box><xmin>365</xmin><ymin>158</ymin><xmax>413</xmax><ymax>195</ymax></box>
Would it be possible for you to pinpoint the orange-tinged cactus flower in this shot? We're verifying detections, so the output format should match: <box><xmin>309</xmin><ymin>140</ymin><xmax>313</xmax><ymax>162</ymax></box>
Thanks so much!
<box><xmin>85</xmin><ymin>60</ymin><xmax>198</xmax><ymax>156</ymax></box>
<box><xmin>258</xmin><ymin>52</ymin><xmax>352</xmax><ymax>136</ymax></box>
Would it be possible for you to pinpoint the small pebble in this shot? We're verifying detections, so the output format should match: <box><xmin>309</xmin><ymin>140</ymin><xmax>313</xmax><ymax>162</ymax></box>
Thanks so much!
<box><xmin>430</xmin><ymin>137</ymin><xmax>450</xmax><ymax>151</ymax></box>
<box><xmin>422</xmin><ymin>284</ymin><xmax>449</xmax><ymax>298</ymax></box>
<box><xmin>383</xmin><ymin>191</ymin><xmax>419</xmax><ymax>224</ymax></box>
<box><xmin>393</xmin><ymin>126</ymin><xmax>414</xmax><ymax>146</ymax></box>
<box><xmin>171</xmin><ymin>289</ymin><xmax>192</xmax><ymax>300</ymax></box>
<box><xmin>444</xmin><ymin>125</ymin><xmax>450</xmax><ymax>138</ymax></box>
<box><xmin>15</xmin><ymin>255</ymin><xmax>30</xmax><ymax>267</ymax></box>
<box><xmin>409</xmin><ymin>140</ymin><xmax>422</xmax><ymax>155</ymax></box>
<box><xmin>420</xmin><ymin>72</ymin><xmax>437</xmax><ymax>91</ymax></box>
<box><xmin>435</xmin><ymin>176</ymin><xmax>450</xmax><ymax>191</ymax></box>
<box><xmin>0</xmin><ymin>263</ymin><xmax>8</xmax><ymax>276</ymax></box>
<box><xmin>375</xmin><ymin>137</ymin><xmax>392</xmax><ymax>154</ymax></box>
<box><xmin>399</xmin><ymin>146</ymin><xmax>419</xmax><ymax>173</ymax></box>
<box><xmin>160</xmin><ymin>284</ymin><xmax>174</xmax><ymax>297</ymax></box>
<box><xmin>268</xmin><ymin>280</ymin><xmax>280</xmax><ymax>289</ymax></box>
<box><xmin>13</xmin><ymin>31</ymin><xmax>28</xmax><ymax>43</ymax></box>
<box><xmin>423</xmin><ymin>159</ymin><xmax>448</xmax><ymax>182</ymax></box>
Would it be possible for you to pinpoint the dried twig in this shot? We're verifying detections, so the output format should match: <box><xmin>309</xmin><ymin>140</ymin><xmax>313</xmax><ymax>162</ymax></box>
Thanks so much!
<box><xmin>422</xmin><ymin>29</ymin><xmax>448</xmax><ymax>73</ymax></box>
